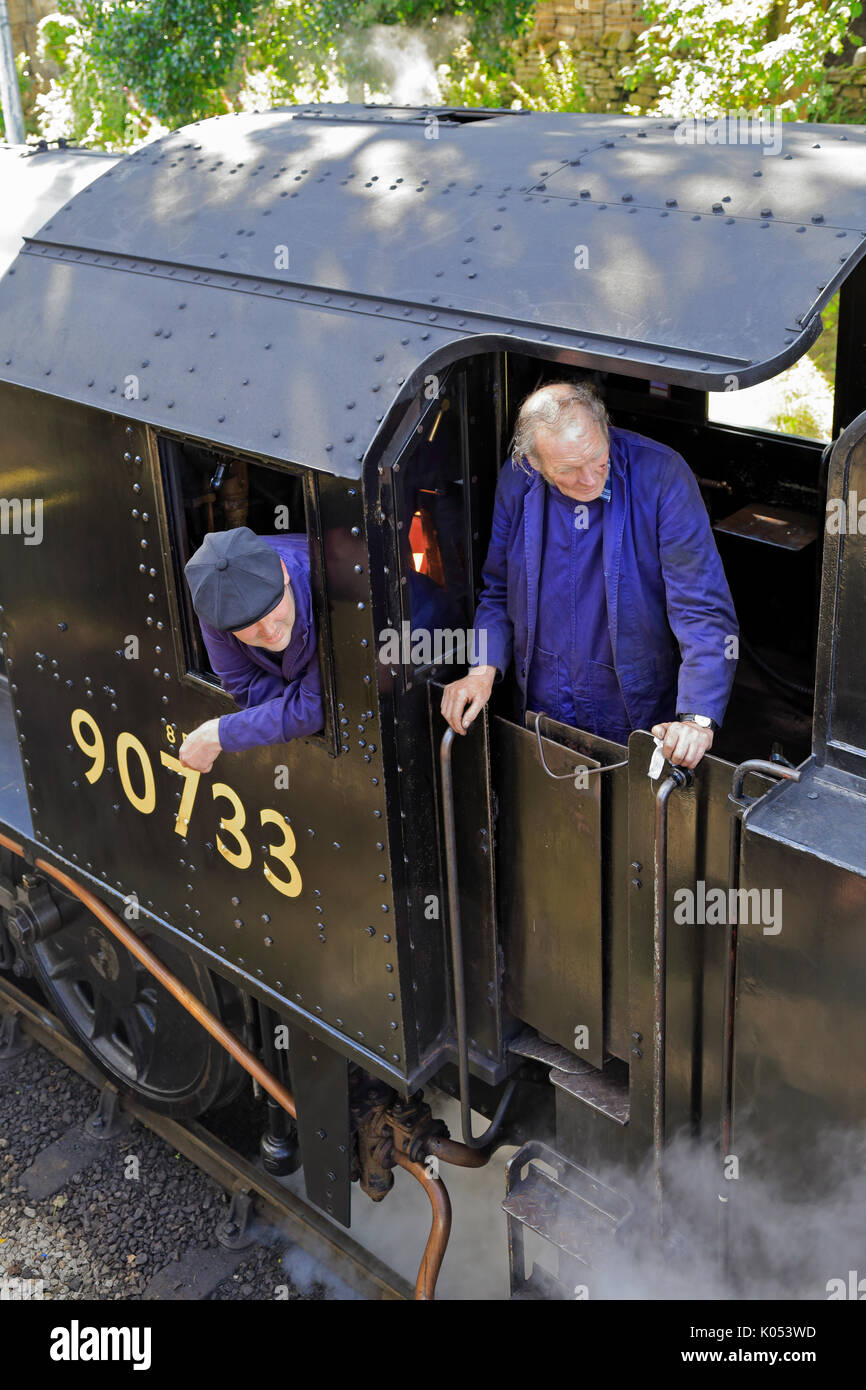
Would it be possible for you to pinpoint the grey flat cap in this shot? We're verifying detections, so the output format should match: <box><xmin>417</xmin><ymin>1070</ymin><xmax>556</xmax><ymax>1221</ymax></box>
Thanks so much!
<box><xmin>184</xmin><ymin>528</ymin><xmax>283</xmax><ymax>631</ymax></box>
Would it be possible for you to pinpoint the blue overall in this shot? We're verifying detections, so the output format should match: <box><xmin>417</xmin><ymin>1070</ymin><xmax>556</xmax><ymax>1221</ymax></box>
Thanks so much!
<box><xmin>531</xmin><ymin>477</ymin><xmax>632</xmax><ymax>742</ymax></box>
<box><xmin>471</xmin><ymin>425</ymin><xmax>738</xmax><ymax>735</ymax></box>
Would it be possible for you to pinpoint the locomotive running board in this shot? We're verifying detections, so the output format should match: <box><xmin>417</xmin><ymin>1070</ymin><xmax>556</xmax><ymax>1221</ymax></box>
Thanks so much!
<box><xmin>508</xmin><ymin>1028</ymin><xmax>629</xmax><ymax>1125</ymax></box>
<box><xmin>503</xmin><ymin>1140</ymin><xmax>632</xmax><ymax>1299</ymax></box>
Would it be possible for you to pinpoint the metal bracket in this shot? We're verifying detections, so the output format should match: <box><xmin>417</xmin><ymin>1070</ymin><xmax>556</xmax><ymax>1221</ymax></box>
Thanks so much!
<box><xmin>84</xmin><ymin>1083</ymin><xmax>130</xmax><ymax>1140</ymax></box>
<box><xmin>0</xmin><ymin>1009</ymin><xmax>31</xmax><ymax>1060</ymax></box>
<box><xmin>288</xmin><ymin>1027</ymin><xmax>352</xmax><ymax>1226</ymax></box>
<box><xmin>216</xmin><ymin>1188</ymin><xmax>256</xmax><ymax>1250</ymax></box>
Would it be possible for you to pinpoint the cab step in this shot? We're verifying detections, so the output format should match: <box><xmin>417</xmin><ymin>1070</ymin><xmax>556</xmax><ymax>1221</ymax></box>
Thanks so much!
<box><xmin>503</xmin><ymin>1140</ymin><xmax>632</xmax><ymax>1298</ymax></box>
<box><xmin>508</xmin><ymin>1027</ymin><xmax>630</xmax><ymax>1124</ymax></box>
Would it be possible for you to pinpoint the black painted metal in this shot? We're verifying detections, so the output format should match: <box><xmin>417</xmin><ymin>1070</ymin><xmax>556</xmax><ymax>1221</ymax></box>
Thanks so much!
<box><xmin>3</xmin><ymin>110</ymin><xmax>866</xmax><ymax>1267</ymax></box>
<box><xmin>0</xmin><ymin>679</ymin><xmax>31</xmax><ymax>838</ymax></box>
<box><xmin>29</xmin><ymin>905</ymin><xmax>245</xmax><ymax>1118</ymax></box>
<box><xmin>493</xmin><ymin>715</ymin><xmax>604</xmax><ymax>1069</ymax></box>
<box><xmin>833</xmin><ymin>257</ymin><xmax>866</xmax><ymax>436</ymax></box>
<box><xmin>258</xmin><ymin>1001</ymin><xmax>301</xmax><ymax>1175</ymax></box>
<box><xmin>718</xmin><ymin>758</ymin><xmax>802</xmax><ymax>1270</ymax></box>
<box><xmin>427</xmin><ymin>693</ymin><xmax>506</xmax><ymax>1075</ymax></box>
<box><xmin>813</xmin><ymin>410</ymin><xmax>866</xmax><ymax>773</ymax></box>
<box><xmin>0</xmin><ymin>386</ymin><xmax>417</xmax><ymax>1088</ymax></box>
<box><xmin>651</xmin><ymin>772</ymin><xmax>676</xmax><ymax>1235</ymax></box>
<box><xmin>2</xmin><ymin>108</ymin><xmax>866</xmax><ymax>485</ymax></box>
<box><xmin>521</xmin><ymin>711</ymin><xmax>631</xmax><ymax>1061</ymax></box>
<box><xmin>734</xmin><ymin>755</ymin><xmax>866</xmax><ymax>1209</ymax></box>
<box><xmin>438</xmin><ymin>725</ymin><xmax>517</xmax><ymax>1147</ymax></box>
<box><xmin>287</xmin><ymin>1025</ymin><xmax>351</xmax><ymax>1226</ymax></box>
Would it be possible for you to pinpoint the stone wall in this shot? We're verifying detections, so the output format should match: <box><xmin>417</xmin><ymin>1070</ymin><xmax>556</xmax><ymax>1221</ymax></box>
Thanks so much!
<box><xmin>824</xmin><ymin>51</ymin><xmax>866</xmax><ymax>121</ymax></box>
<box><xmin>513</xmin><ymin>0</ymin><xmax>653</xmax><ymax>112</ymax></box>
<box><xmin>8</xmin><ymin>0</ymin><xmax>58</xmax><ymax>57</ymax></box>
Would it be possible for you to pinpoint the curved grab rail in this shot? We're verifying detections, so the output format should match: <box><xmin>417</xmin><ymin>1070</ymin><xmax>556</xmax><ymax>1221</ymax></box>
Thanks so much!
<box><xmin>440</xmin><ymin>726</ymin><xmax>516</xmax><ymax>1151</ymax></box>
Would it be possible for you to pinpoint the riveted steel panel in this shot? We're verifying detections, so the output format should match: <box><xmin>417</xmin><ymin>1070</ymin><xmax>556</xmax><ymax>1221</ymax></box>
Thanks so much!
<box><xmin>0</xmin><ymin>249</ymin><xmax>460</xmax><ymax>482</ymax></box>
<box><xmin>492</xmin><ymin>715</ymin><xmax>604</xmax><ymax>1069</ymax></box>
<box><xmin>626</xmin><ymin>732</ymin><xmax>774</xmax><ymax>1152</ymax></box>
<box><xmin>3</xmin><ymin>108</ymin><xmax>866</xmax><ymax>477</ymax></box>
<box><xmin>288</xmin><ymin>1026</ymin><xmax>351</xmax><ymax>1226</ymax></box>
<box><xmin>0</xmin><ymin>146</ymin><xmax>118</xmax><ymax>277</ymax></box>
<box><xmin>0</xmin><ymin>382</ymin><xmax>413</xmax><ymax>1084</ymax></box>
<box><xmin>813</xmin><ymin>409</ymin><xmax>866</xmax><ymax>774</ymax></box>
<box><xmin>736</xmin><ymin>760</ymin><xmax>866</xmax><ymax>1179</ymax></box>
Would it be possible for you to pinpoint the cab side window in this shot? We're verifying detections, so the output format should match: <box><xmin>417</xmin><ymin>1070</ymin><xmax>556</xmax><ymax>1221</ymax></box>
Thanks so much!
<box><xmin>158</xmin><ymin>439</ymin><xmax>308</xmax><ymax>685</ymax></box>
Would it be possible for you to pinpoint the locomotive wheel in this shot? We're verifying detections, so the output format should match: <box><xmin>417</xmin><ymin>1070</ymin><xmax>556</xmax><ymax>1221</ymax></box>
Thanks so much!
<box><xmin>29</xmin><ymin>905</ymin><xmax>246</xmax><ymax>1119</ymax></box>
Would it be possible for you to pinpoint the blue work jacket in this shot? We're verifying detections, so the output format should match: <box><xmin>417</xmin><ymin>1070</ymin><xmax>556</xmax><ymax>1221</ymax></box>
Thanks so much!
<box><xmin>472</xmin><ymin>426</ymin><xmax>738</xmax><ymax>731</ymax></box>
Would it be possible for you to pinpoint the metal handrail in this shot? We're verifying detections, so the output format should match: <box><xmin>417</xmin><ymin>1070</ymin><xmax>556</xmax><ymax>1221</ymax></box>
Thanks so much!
<box><xmin>440</xmin><ymin>726</ymin><xmax>517</xmax><ymax>1150</ymax></box>
<box><xmin>652</xmin><ymin>766</ymin><xmax>693</xmax><ymax>1239</ymax></box>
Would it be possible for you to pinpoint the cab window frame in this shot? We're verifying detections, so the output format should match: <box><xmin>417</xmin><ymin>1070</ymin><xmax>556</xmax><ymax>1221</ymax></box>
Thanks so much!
<box><xmin>389</xmin><ymin>367</ymin><xmax>477</xmax><ymax>691</ymax></box>
<box><xmin>151</xmin><ymin>429</ymin><xmax>339</xmax><ymax>757</ymax></box>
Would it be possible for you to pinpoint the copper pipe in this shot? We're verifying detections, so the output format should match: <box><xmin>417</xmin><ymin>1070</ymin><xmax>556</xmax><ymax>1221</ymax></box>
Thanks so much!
<box><xmin>392</xmin><ymin>1151</ymin><xmax>452</xmax><ymax>1300</ymax></box>
<box><xmin>0</xmin><ymin>831</ymin><xmax>297</xmax><ymax>1121</ymax></box>
<box><xmin>424</xmin><ymin>1134</ymin><xmax>489</xmax><ymax>1169</ymax></box>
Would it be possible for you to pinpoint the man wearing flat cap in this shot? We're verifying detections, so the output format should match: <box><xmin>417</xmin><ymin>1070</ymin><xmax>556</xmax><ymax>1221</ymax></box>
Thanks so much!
<box><xmin>180</xmin><ymin>528</ymin><xmax>323</xmax><ymax>772</ymax></box>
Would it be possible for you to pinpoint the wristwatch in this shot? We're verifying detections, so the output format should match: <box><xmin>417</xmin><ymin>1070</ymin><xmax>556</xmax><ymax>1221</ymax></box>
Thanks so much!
<box><xmin>677</xmin><ymin>712</ymin><xmax>719</xmax><ymax>733</ymax></box>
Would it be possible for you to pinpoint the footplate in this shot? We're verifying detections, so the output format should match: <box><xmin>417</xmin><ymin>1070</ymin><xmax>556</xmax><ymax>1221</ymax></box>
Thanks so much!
<box><xmin>503</xmin><ymin>1140</ymin><xmax>632</xmax><ymax>1298</ymax></box>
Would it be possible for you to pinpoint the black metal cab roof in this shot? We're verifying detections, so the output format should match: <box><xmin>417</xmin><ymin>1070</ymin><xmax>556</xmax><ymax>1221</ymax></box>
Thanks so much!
<box><xmin>1</xmin><ymin>104</ymin><xmax>865</xmax><ymax>478</ymax></box>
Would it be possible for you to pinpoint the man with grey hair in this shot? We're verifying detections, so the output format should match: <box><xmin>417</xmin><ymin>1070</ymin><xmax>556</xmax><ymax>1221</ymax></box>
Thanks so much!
<box><xmin>441</xmin><ymin>380</ymin><xmax>737</xmax><ymax>769</ymax></box>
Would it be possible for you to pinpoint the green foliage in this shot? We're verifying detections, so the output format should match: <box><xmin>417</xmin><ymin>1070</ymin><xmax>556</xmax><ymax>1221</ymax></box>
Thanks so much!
<box><xmin>808</xmin><ymin>291</ymin><xmax>840</xmax><ymax>389</ymax></box>
<box><xmin>621</xmin><ymin>0</ymin><xmax>862</xmax><ymax>120</ymax></box>
<box><xmin>12</xmin><ymin>50</ymin><xmax>41</xmax><ymax>138</ymax></box>
<box><xmin>57</xmin><ymin>0</ymin><xmax>257</xmax><ymax>127</ymax></box>
<box><xmin>299</xmin><ymin>0</ymin><xmax>536</xmax><ymax>67</ymax></box>
<box><xmin>769</xmin><ymin>402</ymin><xmax>826</xmax><ymax>440</ymax></box>
<box><xmin>435</xmin><ymin>41</ymin><xmax>516</xmax><ymax>107</ymax></box>
<box><xmin>511</xmin><ymin>42</ymin><xmax>587</xmax><ymax>112</ymax></box>
<box><xmin>34</xmin><ymin>13</ymin><xmax>161</xmax><ymax>148</ymax></box>
<box><xmin>437</xmin><ymin>38</ymin><xmax>588</xmax><ymax>112</ymax></box>
<box><xmin>26</xmin><ymin>1</ymin><xmax>536</xmax><ymax>145</ymax></box>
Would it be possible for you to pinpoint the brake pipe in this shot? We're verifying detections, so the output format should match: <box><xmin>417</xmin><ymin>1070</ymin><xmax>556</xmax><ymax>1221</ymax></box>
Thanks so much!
<box><xmin>392</xmin><ymin>1151</ymin><xmax>452</xmax><ymax>1300</ymax></box>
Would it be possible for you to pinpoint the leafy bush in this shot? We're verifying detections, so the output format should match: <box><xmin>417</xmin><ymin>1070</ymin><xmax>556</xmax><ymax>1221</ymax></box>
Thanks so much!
<box><xmin>511</xmin><ymin>41</ymin><xmax>587</xmax><ymax>112</ymax></box>
<box><xmin>621</xmin><ymin>0</ymin><xmax>862</xmax><ymax>120</ymax></box>
<box><xmin>437</xmin><ymin>38</ymin><xmax>588</xmax><ymax>111</ymax></box>
<box><xmin>34</xmin><ymin>13</ymin><xmax>164</xmax><ymax>148</ymax></box>
<box><xmin>56</xmin><ymin>0</ymin><xmax>257</xmax><ymax>127</ymax></box>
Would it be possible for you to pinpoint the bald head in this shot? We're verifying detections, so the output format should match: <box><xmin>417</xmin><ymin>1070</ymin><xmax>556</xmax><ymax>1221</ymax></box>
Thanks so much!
<box><xmin>511</xmin><ymin>380</ymin><xmax>611</xmax><ymax>502</ymax></box>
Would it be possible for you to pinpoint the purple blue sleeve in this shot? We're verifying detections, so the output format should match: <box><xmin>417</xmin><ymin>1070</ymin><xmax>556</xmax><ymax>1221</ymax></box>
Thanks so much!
<box><xmin>657</xmin><ymin>453</ymin><xmax>739</xmax><ymax>726</ymax></box>
<box><xmin>199</xmin><ymin>624</ymin><xmax>324</xmax><ymax>751</ymax></box>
